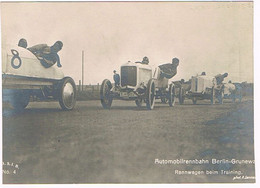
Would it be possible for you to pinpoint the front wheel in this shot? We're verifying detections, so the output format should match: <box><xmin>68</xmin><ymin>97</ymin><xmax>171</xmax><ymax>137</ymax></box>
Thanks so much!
<box><xmin>100</xmin><ymin>79</ymin><xmax>113</xmax><ymax>109</ymax></box>
<box><xmin>58</xmin><ymin>77</ymin><xmax>77</xmax><ymax>110</ymax></box>
<box><xmin>168</xmin><ymin>84</ymin><xmax>175</xmax><ymax>107</ymax></box>
<box><xmin>192</xmin><ymin>97</ymin><xmax>197</xmax><ymax>104</ymax></box>
<box><xmin>146</xmin><ymin>79</ymin><xmax>155</xmax><ymax>110</ymax></box>
<box><xmin>179</xmin><ymin>87</ymin><xmax>185</xmax><ymax>105</ymax></box>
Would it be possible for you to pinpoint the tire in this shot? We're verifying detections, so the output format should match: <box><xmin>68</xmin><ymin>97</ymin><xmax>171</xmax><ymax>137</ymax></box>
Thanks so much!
<box><xmin>217</xmin><ymin>90</ymin><xmax>224</xmax><ymax>104</ymax></box>
<box><xmin>232</xmin><ymin>95</ymin><xmax>236</xmax><ymax>103</ymax></box>
<box><xmin>58</xmin><ymin>77</ymin><xmax>77</xmax><ymax>110</ymax></box>
<box><xmin>210</xmin><ymin>87</ymin><xmax>215</xmax><ymax>105</ymax></box>
<box><xmin>168</xmin><ymin>84</ymin><xmax>175</xmax><ymax>107</ymax></box>
<box><xmin>100</xmin><ymin>79</ymin><xmax>113</xmax><ymax>109</ymax></box>
<box><xmin>237</xmin><ymin>90</ymin><xmax>242</xmax><ymax>103</ymax></box>
<box><xmin>192</xmin><ymin>97</ymin><xmax>197</xmax><ymax>105</ymax></box>
<box><xmin>10</xmin><ymin>90</ymin><xmax>30</xmax><ymax>110</ymax></box>
<box><xmin>146</xmin><ymin>79</ymin><xmax>155</xmax><ymax>110</ymax></box>
<box><xmin>238</xmin><ymin>95</ymin><xmax>242</xmax><ymax>103</ymax></box>
<box><xmin>179</xmin><ymin>87</ymin><xmax>185</xmax><ymax>105</ymax></box>
<box><xmin>238</xmin><ymin>88</ymin><xmax>242</xmax><ymax>103</ymax></box>
<box><xmin>135</xmin><ymin>98</ymin><xmax>143</xmax><ymax>107</ymax></box>
<box><xmin>231</xmin><ymin>90</ymin><xmax>236</xmax><ymax>103</ymax></box>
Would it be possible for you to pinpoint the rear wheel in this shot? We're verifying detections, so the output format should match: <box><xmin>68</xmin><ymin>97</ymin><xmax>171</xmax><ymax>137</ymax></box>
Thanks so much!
<box><xmin>10</xmin><ymin>90</ymin><xmax>30</xmax><ymax>110</ymax></box>
<box><xmin>217</xmin><ymin>89</ymin><xmax>224</xmax><ymax>104</ymax></box>
<box><xmin>210</xmin><ymin>87</ymin><xmax>215</xmax><ymax>105</ymax></box>
<box><xmin>168</xmin><ymin>84</ymin><xmax>175</xmax><ymax>107</ymax></box>
<box><xmin>192</xmin><ymin>97</ymin><xmax>197</xmax><ymax>104</ymax></box>
<box><xmin>179</xmin><ymin>87</ymin><xmax>185</xmax><ymax>105</ymax></box>
<box><xmin>100</xmin><ymin>79</ymin><xmax>113</xmax><ymax>109</ymax></box>
<box><xmin>238</xmin><ymin>95</ymin><xmax>242</xmax><ymax>103</ymax></box>
<box><xmin>232</xmin><ymin>95</ymin><xmax>236</xmax><ymax>103</ymax></box>
<box><xmin>135</xmin><ymin>98</ymin><xmax>143</xmax><ymax>107</ymax></box>
<box><xmin>236</xmin><ymin>89</ymin><xmax>242</xmax><ymax>103</ymax></box>
<box><xmin>146</xmin><ymin>79</ymin><xmax>155</xmax><ymax>110</ymax></box>
<box><xmin>58</xmin><ymin>77</ymin><xmax>77</xmax><ymax>110</ymax></box>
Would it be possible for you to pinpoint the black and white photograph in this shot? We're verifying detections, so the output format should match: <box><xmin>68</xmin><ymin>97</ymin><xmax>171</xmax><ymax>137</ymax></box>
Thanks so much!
<box><xmin>1</xmin><ymin>0</ymin><xmax>255</xmax><ymax>185</ymax></box>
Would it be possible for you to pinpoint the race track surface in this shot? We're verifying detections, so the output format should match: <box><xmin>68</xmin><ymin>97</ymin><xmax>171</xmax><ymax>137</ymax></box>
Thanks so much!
<box><xmin>2</xmin><ymin>98</ymin><xmax>255</xmax><ymax>183</ymax></box>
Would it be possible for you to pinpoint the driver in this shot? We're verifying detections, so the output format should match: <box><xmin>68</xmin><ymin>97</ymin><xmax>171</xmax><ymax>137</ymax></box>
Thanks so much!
<box><xmin>215</xmin><ymin>73</ymin><xmax>228</xmax><ymax>85</ymax></box>
<box><xmin>26</xmin><ymin>40</ymin><xmax>63</xmax><ymax>68</ymax></box>
<box><xmin>159</xmin><ymin>57</ymin><xmax>179</xmax><ymax>79</ymax></box>
<box><xmin>135</xmin><ymin>56</ymin><xmax>149</xmax><ymax>65</ymax></box>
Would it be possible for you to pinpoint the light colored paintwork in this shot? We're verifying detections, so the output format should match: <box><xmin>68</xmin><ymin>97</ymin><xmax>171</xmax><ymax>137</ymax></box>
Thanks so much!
<box><xmin>2</xmin><ymin>76</ymin><xmax>55</xmax><ymax>89</ymax></box>
<box><xmin>191</xmin><ymin>75</ymin><xmax>216</xmax><ymax>93</ymax></box>
<box><xmin>120</xmin><ymin>61</ymin><xmax>152</xmax><ymax>90</ymax></box>
<box><xmin>2</xmin><ymin>46</ymin><xmax>64</xmax><ymax>80</ymax></box>
<box><xmin>153</xmin><ymin>67</ymin><xmax>168</xmax><ymax>88</ymax></box>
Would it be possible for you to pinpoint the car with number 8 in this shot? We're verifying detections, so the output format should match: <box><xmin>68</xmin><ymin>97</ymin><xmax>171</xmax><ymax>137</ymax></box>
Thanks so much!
<box><xmin>2</xmin><ymin>41</ymin><xmax>77</xmax><ymax>110</ymax></box>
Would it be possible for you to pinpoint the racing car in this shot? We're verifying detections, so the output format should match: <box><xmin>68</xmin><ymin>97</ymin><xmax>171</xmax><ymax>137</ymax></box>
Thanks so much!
<box><xmin>2</xmin><ymin>41</ymin><xmax>76</xmax><ymax>110</ymax></box>
<box><xmin>100</xmin><ymin>60</ymin><xmax>176</xmax><ymax>110</ymax></box>
<box><xmin>180</xmin><ymin>74</ymin><xmax>217</xmax><ymax>105</ymax></box>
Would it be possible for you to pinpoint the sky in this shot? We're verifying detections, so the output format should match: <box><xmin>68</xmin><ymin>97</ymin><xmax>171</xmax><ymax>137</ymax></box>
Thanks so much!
<box><xmin>1</xmin><ymin>1</ymin><xmax>253</xmax><ymax>84</ymax></box>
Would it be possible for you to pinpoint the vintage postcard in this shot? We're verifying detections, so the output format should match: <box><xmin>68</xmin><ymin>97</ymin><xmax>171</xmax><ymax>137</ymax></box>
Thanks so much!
<box><xmin>1</xmin><ymin>0</ymin><xmax>255</xmax><ymax>184</ymax></box>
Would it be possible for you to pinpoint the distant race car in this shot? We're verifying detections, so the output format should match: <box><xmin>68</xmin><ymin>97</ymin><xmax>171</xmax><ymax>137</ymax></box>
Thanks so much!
<box><xmin>183</xmin><ymin>74</ymin><xmax>217</xmax><ymax>104</ymax></box>
<box><xmin>100</xmin><ymin>61</ymin><xmax>176</xmax><ymax>110</ymax></box>
<box><xmin>216</xmin><ymin>82</ymin><xmax>243</xmax><ymax>103</ymax></box>
<box><xmin>2</xmin><ymin>44</ymin><xmax>76</xmax><ymax>110</ymax></box>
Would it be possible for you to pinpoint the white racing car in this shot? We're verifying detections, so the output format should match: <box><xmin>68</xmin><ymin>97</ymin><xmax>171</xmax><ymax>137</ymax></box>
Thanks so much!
<box><xmin>2</xmin><ymin>43</ymin><xmax>76</xmax><ymax>110</ymax></box>
<box><xmin>100</xmin><ymin>61</ymin><xmax>176</xmax><ymax>110</ymax></box>
<box><xmin>184</xmin><ymin>74</ymin><xmax>217</xmax><ymax>105</ymax></box>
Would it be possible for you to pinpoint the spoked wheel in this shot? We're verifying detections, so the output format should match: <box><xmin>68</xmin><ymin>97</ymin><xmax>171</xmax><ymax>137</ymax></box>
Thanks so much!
<box><xmin>233</xmin><ymin>90</ymin><xmax>242</xmax><ymax>103</ymax></box>
<box><xmin>10</xmin><ymin>90</ymin><xmax>30</xmax><ymax>110</ymax></box>
<box><xmin>232</xmin><ymin>94</ymin><xmax>236</xmax><ymax>103</ymax></box>
<box><xmin>217</xmin><ymin>90</ymin><xmax>224</xmax><ymax>104</ymax></box>
<box><xmin>146</xmin><ymin>79</ymin><xmax>155</xmax><ymax>110</ymax></box>
<box><xmin>135</xmin><ymin>98</ymin><xmax>143</xmax><ymax>107</ymax></box>
<box><xmin>168</xmin><ymin>84</ymin><xmax>176</xmax><ymax>107</ymax></box>
<box><xmin>237</xmin><ymin>87</ymin><xmax>243</xmax><ymax>103</ymax></box>
<box><xmin>210</xmin><ymin>86</ymin><xmax>216</xmax><ymax>105</ymax></box>
<box><xmin>238</xmin><ymin>94</ymin><xmax>242</xmax><ymax>103</ymax></box>
<box><xmin>100</xmin><ymin>79</ymin><xmax>113</xmax><ymax>109</ymax></box>
<box><xmin>179</xmin><ymin>87</ymin><xmax>185</xmax><ymax>105</ymax></box>
<box><xmin>58</xmin><ymin>77</ymin><xmax>77</xmax><ymax>110</ymax></box>
<box><xmin>192</xmin><ymin>97</ymin><xmax>197</xmax><ymax>104</ymax></box>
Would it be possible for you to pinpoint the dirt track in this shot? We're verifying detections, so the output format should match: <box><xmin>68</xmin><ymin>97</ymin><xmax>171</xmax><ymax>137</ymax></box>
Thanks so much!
<box><xmin>2</xmin><ymin>98</ymin><xmax>255</xmax><ymax>183</ymax></box>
